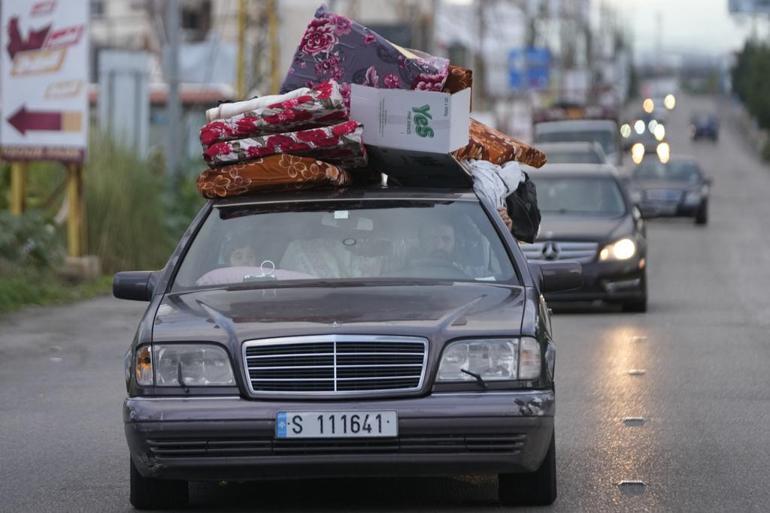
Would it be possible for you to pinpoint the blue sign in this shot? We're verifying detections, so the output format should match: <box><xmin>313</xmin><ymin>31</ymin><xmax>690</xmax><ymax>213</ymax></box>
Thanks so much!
<box><xmin>508</xmin><ymin>47</ymin><xmax>551</xmax><ymax>91</ymax></box>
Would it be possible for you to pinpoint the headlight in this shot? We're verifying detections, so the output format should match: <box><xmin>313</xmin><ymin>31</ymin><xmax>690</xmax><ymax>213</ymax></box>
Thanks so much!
<box><xmin>684</xmin><ymin>191</ymin><xmax>701</xmax><ymax>205</ymax></box>
<box><xmin>437</xmin><ymin>338</ymin><xmax>541</xmax><ymax>382</ymax></box>
<box><xmin>657</xmin><ymin>142</ymin><xmax>670</xmax><ymax>163</ymax></box>
<box><xmin>134</xmin><ymin>344</ymin><xmax>236</xmax><ymax>387</ymax></box>
<box><xmin>599</xmin><ymin>238</ymin><xmax>636</xmax><ymax>261</ymax></box>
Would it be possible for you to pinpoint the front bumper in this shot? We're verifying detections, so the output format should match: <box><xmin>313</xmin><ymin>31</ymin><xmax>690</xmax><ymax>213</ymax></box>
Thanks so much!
<box><xmin>125</xmin><ymin>391</ymin><xmax>554</xmax><ymax>481</ymax></box>
<box><xmin>545</xmin><ymin>259</ymin><xmax>645</xmax><ymax>303</ymax></box>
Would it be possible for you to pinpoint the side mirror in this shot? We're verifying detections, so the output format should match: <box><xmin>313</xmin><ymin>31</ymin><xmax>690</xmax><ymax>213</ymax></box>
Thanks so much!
<box><xmin>113</xmin><ymin>271</ymin><xmax>159</xmax><ymax>301</ymax></box>
<box><xmin>529</xmin><ymin>261</ymin><xmax>582</xmax><ymax>293</ymax></box>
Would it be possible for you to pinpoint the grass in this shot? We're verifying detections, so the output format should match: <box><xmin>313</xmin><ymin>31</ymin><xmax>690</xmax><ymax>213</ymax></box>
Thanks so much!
<box><xmin>0</xmin><ymin>272</ymin><xmax>112</xmax><ymax>316</ymax></box>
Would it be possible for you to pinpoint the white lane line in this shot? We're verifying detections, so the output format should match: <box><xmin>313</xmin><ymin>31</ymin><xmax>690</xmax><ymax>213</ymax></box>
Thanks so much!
<box><xmin>617</xmin><ymin>480</ymin><xmax>647</xmax><ymax>495</ymax></box>
<box><xmin>622</xmin><ymin>416</ymin><xmax>646</xmax><ymax>426</ymax></box>
<box><xmin>630</xmin><ymin>336</ymin><xmax>648</xmax><ymax>343</ymax></box>
<box><xmin>627</xmin><ymin>368</ymin><xmax>647</xmax><ymax>376</ymax></box>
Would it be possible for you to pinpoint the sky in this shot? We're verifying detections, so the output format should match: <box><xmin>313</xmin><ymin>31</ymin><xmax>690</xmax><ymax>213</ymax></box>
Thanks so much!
<box><xmin>605</xmin><ymin>0</ymin><xmax>761</xmax><ymax>57</ymax></box>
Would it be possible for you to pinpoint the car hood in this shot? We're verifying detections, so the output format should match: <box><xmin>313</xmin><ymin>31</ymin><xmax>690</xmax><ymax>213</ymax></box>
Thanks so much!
<box><xmin>537</xmin><ymin>215</ymin><xmax>628</xmax><ymax>242</ymax></box>
<box><xmin>152</xmin><ymin>283</ymin><xmax>526</xmax><ymax>344</ymax></box>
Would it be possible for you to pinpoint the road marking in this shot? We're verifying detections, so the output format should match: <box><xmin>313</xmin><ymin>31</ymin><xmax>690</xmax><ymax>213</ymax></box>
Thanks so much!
<box><xmin>630</xmin><ymin>336</ymin><xmax>647</xmax><ymax>343</ymax></box>
<box><xmin>618</xmin><ymin>480</ymin><xmax>647</xmax><ymax>495</ymax></box>
<box><xmin>49</xmin><ymin>356</ymin><xmax>63</xmax><ymax>362</ymax></box>
<box><xmin>627</xmin><ymin>369</ymin><xmax>647</xmax><ymax>376</ymax></box>
<box><xmin>622</xmin><ymin>416</ymin><xmax>646</xmax><ymax>426</ymax></box>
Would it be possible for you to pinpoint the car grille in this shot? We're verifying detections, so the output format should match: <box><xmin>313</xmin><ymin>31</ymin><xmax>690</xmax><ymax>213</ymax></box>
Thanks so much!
<box><xmin>146</xmin><ymin>433</ymin><xmax>526</xmax><ymax>458</ymax></box>
<box><xmin>521</xmin><ymin>241</ymin><xmax>599</xmax><ymax>263</ymax></box>
<box><xmin>242</xmin><ymin>335</ymin><xmax>427</xmax><ymax>396</ymax></box>
<box><xmin>644</xmin><ymin>189</ymin><xmax>682</xmax><ymax>202</ymax></box>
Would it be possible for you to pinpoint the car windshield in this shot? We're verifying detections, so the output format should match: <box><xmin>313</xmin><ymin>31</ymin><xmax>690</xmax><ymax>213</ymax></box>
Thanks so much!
<box><xmin>173</xmin><ymin>199</ymin><xmax>517</xmax><ymax>290</ymax></box>
<box><xmin>544</xmin><ymin>151</ymin><xmax>603</xmax><ymax>164</ymax></box>
<box><xmin>634</xmin><ymin>160</ymin><xmax>701</xmax><ymax>183</ymax></box>
<box><xmin>536</xmin><ymin>129</ymin><xmax>616</xmax><ymax>155</ymax></box>
<box><xmin>531</xmin><ymin>176</ymin><xmax>626</xmax><ymax>217</ymax></box>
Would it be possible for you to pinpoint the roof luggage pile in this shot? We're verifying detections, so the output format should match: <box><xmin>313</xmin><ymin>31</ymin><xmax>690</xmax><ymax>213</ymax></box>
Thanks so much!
<box><xmin>194</xmin><ymin>4</ymin><xmax>547</xmax><ymax>241</ymax></box>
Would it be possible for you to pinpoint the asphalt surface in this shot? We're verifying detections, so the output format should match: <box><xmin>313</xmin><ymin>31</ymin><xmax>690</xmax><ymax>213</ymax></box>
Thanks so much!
<box><xmin>2</xmin><ymin>93</ymin><xmax>770</xmax><ymax>512</ymax></box>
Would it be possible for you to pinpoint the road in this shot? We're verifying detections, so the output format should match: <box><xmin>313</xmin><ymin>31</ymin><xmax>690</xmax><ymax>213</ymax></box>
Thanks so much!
<box><xmin>2</xmin><ymin>93</ymin><xmax>769</xmax><ymax>512</ymax></box>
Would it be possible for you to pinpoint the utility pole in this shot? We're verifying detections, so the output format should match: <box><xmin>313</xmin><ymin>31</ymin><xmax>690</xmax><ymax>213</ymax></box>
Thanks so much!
<box><xmin>268</xmin><ymin>0</ymin><xmax>280</xmax><ymax>94</ymax></box>
<box><xmin>236</xmin><ymin>0</ymin><xmax>247</xmax><ymax>98</ymax></box>
<box><xmin>165</xmin><ymin>0</ymin><xmax>181</xmax><ymax>182</ymax></box>
<box><xmin>655</xmin><ymin>9</ymin><xmax>662</xmax><ymax>75</ymax></box>
<box><xmin>474</xmin><ymin>0</ymin><xmax>487</xmax><ymax>112</ymax></box>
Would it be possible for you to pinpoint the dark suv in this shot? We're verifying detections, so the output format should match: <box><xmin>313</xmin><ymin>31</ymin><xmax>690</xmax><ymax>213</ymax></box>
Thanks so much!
<box><xmin>116</xmin><ymin>187</ymin><xmax>580</xmax><ymax>509</ymax></box>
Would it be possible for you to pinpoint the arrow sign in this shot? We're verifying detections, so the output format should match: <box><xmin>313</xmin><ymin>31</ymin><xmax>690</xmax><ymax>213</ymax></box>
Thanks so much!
<box><xmin>6</xmin><ymin>104</ymin><xmax>82</xmax><ymax>135</ymax></box>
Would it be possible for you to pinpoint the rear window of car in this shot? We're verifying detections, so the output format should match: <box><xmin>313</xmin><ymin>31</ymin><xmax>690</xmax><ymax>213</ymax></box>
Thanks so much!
<box><xmin>544</xmin><ymin>151</ymin><xmax>603</xmax><ymax>164</ymax></box>
<box><xmin>531</xmin><ymin>175</ymin><xmax>626</xmax><ymax>217</ymax></box>
<box><xmin>535</xmin><ymin>129</ymin><xmax>616</xmax><ymax>155</ymax></box>
<box><xmin>172</xmin><ymin>199</ymin><xmax>518</xmax><ymax>290</ymax></box>
<box><xmin>634</xmin><ymin>160</ymin><xmax>701</xmax><ymax>183</ymax></box>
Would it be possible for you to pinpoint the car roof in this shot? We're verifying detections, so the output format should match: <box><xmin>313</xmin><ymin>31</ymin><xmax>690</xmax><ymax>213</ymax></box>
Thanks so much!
<box><xmin>535</xmin><ymin>141</ymin><xmax>603</xmax><ymax>153</ymax></box>
<box><xmin>528</xmin><ymin>163</ymin><xmax>620</xmax><ymax>178</ymax></box>
<box><xmin>211</xmin><ymin>187</ymin><xmax>481</xmax><ymax>207</ymax></box>
<box><xmin>534</xmin><ymin>119</ymin><xmax>617</xmax><ymax>131</ymax></box>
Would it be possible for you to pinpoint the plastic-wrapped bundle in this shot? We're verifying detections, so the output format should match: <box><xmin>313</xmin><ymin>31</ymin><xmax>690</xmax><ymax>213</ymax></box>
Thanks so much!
<box><xmin>282</xmin><ymin>6</ymin><xmax>449</xmax><ymax>94</ymax></box>
<box><xmin>199</xmin><ymin>80</ymin><xmax>348</xmax><ymax>146</ymax></box>
<box><xmin>466</xmin><ymin>159</ymin><xmax>524</xmax><ymax>209</ymax></box>
<box><xmin>204</xmin><ymin>87</ymin><xmax>312</xmax><ymax>122</ymax></box>
<box><xmin>203</xmin><ymin>120</ymin><xmax>367</xmax><ymax>169</ymax></box>
<box><xmin>196</xmin><ymin>154</ymin><xmax>352</xmax><ymax>199</ymax></box>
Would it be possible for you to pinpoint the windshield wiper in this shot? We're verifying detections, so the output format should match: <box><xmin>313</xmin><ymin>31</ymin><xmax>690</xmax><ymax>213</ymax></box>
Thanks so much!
<box><xmin>461</xmin><ymin>368</ymin><xmax>488</xmax><ymax>389</ymax></box>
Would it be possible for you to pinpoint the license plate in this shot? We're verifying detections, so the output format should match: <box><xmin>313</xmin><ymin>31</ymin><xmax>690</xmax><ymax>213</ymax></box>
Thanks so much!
<box><xmin>275</xmin><ymin>411</ymin><xmax>398</xmax><ymax>438</ymax></box>
<box><xmin>646</xmin><ymin>189</ymin><xmax>679</xmax><ymax>201</ymax></box>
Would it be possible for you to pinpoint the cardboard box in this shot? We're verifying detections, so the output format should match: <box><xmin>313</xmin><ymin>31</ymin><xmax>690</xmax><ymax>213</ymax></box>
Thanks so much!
<box><xmin>350</xmin><ymin>84</ymin><xmax>471</xmax><ymax>153</ymax></box>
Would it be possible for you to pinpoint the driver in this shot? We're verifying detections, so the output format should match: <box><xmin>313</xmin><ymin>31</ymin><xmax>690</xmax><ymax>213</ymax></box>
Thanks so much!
<box><xmin>228</xmin><ymin>243</ymin><xmax>258</xmax><ymax>267</ymax></box>
<box><xmin>421</xmin><ymin>223</ymin><xmax>456</xmax><ymax>261</ymax></box>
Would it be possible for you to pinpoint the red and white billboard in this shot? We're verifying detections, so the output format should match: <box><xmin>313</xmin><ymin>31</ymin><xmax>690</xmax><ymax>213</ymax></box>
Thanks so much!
<box><xmin>0</xmin><ymin>0</ymin><xmax>89</xmax><ymax>163</ymax></box>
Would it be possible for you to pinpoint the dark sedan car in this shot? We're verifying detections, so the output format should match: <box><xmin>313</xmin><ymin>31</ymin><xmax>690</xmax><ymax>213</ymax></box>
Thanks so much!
<box><xmin>522</xmin><ymin>164</ymin><xmax>648</xmax><ymax>312</ymax></box>
<box><xmin>629</xmin><ymin>156</ymin><xmax>711</xmax><ymax>224</ymax></box>
<box><xmin>115</xmin><ymin>187</ymin><xmax>580</xmax><ymax>509</ymax></box>
<box><xmin>690</xmin><ymin>112</ymin><xmax>719</xmax><ymax>141</ymax></box>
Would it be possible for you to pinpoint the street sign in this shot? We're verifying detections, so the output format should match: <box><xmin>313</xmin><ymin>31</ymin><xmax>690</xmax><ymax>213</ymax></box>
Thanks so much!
<box><xmin>508</xmin><ymin>47</ymin><xmax>551</xmax><ymax>92</ymax></box>
<box><xmin>0</xmin><ymin>0</ymin><xmax>89</xmax><ymax>163</ymax></box>
<box><xmin>729</xmin><ymin>0</ymin><xmax>770</xmax><ymax>14</ymax></box>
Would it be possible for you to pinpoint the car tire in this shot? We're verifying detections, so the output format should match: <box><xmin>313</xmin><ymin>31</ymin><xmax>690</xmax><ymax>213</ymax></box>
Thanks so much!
<box><xmin>622</xmin><ymin>271</ymin><xmax>648</xmax><ymax>313</ymax></box>
<box><xmin>695</xmin><ymin>201</ymin><xmax>708</xmax><ymax>225</ymax></box>
<box><xmin>130</xmin><ymin>458</ymin><xmax>188</xmax><ymax>510</ymax></box>
<box><xmin>498</xmin><ymin>432</ymin><xmax>557</xmax><ymax>506</ymax></box>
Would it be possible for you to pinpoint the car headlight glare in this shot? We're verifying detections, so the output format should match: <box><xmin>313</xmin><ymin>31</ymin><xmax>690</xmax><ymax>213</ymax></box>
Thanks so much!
<box><xmin>657</xmin><ymin>142</ymin><xmax>670</xmax><ymax>163</ymax></box>
<box><xmin>437</xmin><ymin>338</ymin><xmax>541</xmax><ymax>382</ymax></box>
<box><xmin>599</xmin><ymin>238</ymin><xmax>637</xmax><ymax>261</ymax></box>
<box><xmin>153</xmin><ymin>344</ymin><xmax>235</xmax><ymax>387</ymax></box>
